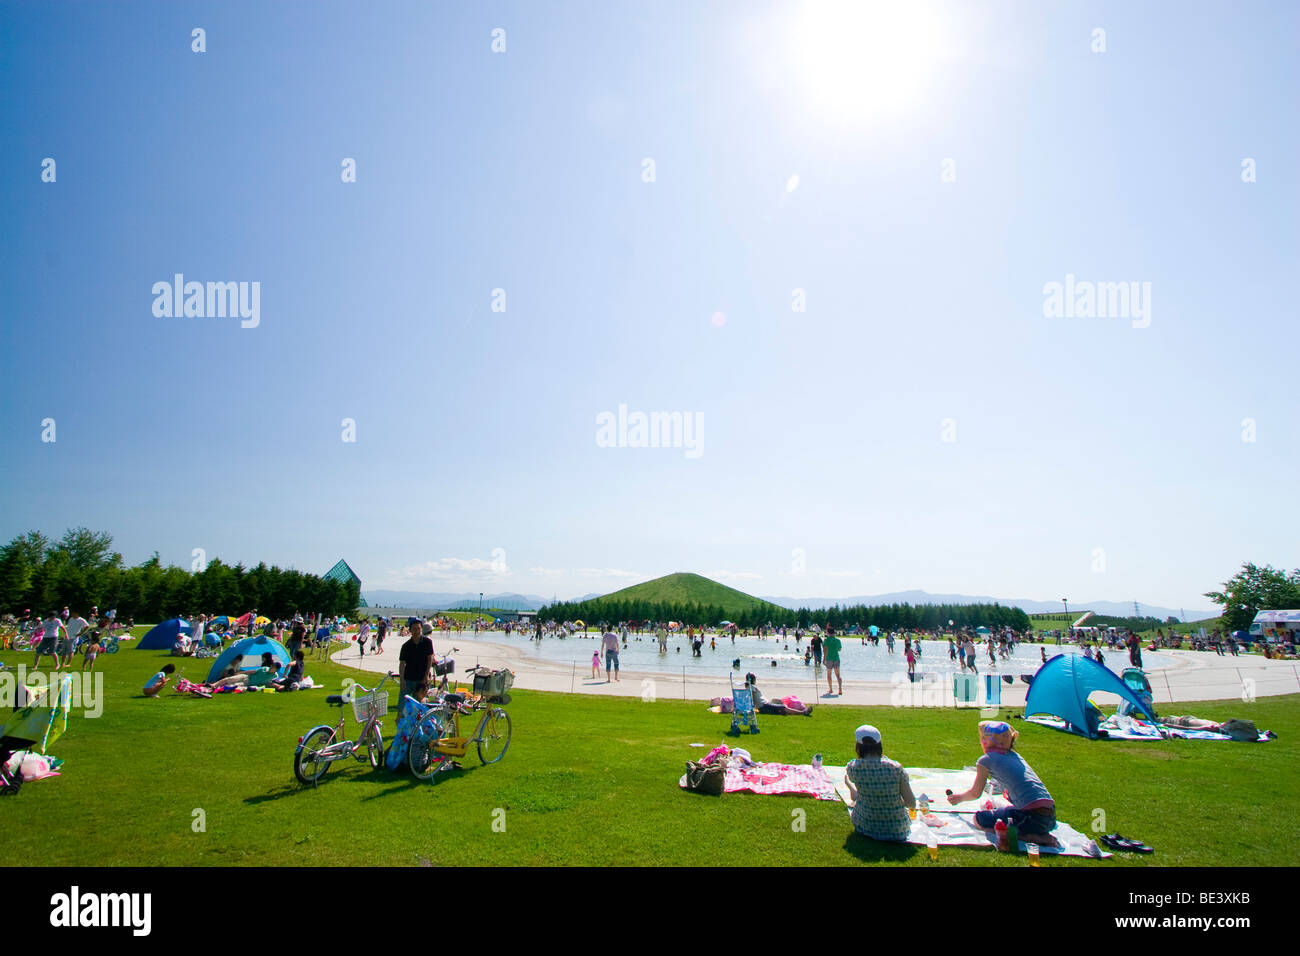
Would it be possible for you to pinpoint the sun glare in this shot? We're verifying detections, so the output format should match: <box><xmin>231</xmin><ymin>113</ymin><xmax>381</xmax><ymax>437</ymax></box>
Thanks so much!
<box><xmin>784</xmin><ymin>0</ymin><xmax>951</xmax><ymax>124</ymax></box>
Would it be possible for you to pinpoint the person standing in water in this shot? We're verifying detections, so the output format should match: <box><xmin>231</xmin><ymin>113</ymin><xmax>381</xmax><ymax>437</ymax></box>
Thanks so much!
<box><xmin>823</xmin><ymin>629</ymin><xmax>843</xmax><ymax>696</ymax></box>
<box><xmin>601</xmin><ymin>628</ymin><xmax>621</xmax><ymax>682</ymax></box>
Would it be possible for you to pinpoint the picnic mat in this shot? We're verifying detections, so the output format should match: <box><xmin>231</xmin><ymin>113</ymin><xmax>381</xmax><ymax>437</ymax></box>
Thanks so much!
<box><xmin>1026</xmin><ymin>715</ymin><xmax>1273</xmax><ymax>742</ymax></box>
<box><xmin>822</xmin><ymin>765</ymin><xmax>1109</xmax><ymax>858</ymax></box>
<box><xmin>677</xmin><ymin>761</ymin><xmax>841</xmax><ymax>801</ymax></box>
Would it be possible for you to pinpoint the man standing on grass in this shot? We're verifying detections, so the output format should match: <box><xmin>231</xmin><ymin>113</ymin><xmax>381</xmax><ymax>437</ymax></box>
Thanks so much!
<box><xmin>823</xmin><ymin>628</ymin><xmax>843</xmax><ymax>696</ymax></box>
<box><xmin>399</xmin><ymin>618</ymin><xmax>434</xmax><ymax>702</ymax></box>
<box><xmin>601</xmin><ymin>627</ymin><xmax>620</xmax><ymax>683</ymax></box>
<box><xmin>36</xmin><ymin>612</ymin><xmax>67</xmax><ymax>671</ymax></box>
<box><xmin>288</xmin><ymin>616</ymin><xmax>305</xmax><ymax>655</ymax></box>
<box><xmin>63</xmin><ymin>610</ymin><xmax>90</xmax><ymax>668</ymax></box>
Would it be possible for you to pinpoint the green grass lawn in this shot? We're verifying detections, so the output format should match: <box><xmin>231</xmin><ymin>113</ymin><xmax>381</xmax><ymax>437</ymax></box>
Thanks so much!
<box><xmin>2</xmin><ymin>647</ymin><xmax>1296</xmax><ymax>866</ymax></box>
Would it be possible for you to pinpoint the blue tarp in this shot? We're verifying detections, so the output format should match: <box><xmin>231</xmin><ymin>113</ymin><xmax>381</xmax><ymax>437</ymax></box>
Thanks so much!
<box><xmin>206</xmin><ymin>635</ymin><xmax>290</xmax><ymax>683</ymax></box>
<box><xmin>1024</xmin><ymin>654</ymin><xmax>1155</xmax><ymax>739</ymax></box>
<box><xmin>136</xmin><ymin>618</ymin><xmax>191</xmax><ymax>650</ymax></box>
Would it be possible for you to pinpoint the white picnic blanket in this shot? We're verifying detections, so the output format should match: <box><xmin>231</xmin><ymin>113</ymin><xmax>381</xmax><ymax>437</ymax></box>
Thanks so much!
<box><xmin>822</xmin><ymin>765</ymin><xmax>1109</xmax><ymax>858</ymax></box>
<box><xmin>1026</xmin><ymin>714</ymin><xmax>1271</xmax><ymax>741</ymax></box>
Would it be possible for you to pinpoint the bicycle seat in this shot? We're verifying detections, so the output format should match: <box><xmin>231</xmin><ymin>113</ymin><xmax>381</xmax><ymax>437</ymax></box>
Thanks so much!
<box><xmin>326</xmin><ymin>694</ymin><xmax>345</xmax><ymax>706</ymax></box>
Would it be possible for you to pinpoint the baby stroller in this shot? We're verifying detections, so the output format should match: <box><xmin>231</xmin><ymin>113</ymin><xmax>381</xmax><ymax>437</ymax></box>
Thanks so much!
<box><xmin>1</xmin><ymin>675</ymin><xmax>72</xmax><ymax>796</ymax></box>
<box><xmin>728</xmin><ymin>673</ymin><xmax>760</xmax><ymax>736</ymax></box>
<box><xmin>1119</xmin><ymin>667</ymin><xmax>1157</xmax><ymax>720</ymax></box>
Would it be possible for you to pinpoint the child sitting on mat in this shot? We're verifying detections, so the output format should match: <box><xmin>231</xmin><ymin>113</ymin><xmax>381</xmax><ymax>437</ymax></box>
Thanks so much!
<box><xmin>947</xmin><ymin>720</ymin><xmax>1059</xmax><ymax>847</ymax></box>
<box><xmin>844</xmin><ymin>725</ymin><xmax>915</xmax><ymax>843</ymax></box>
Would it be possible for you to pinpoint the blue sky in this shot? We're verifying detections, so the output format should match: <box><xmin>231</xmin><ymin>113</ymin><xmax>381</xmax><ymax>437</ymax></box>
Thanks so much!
<box><xmin>1</xmin><ymin>0</ymin><xmax>1296</xmax><ymax>614</ymax></box>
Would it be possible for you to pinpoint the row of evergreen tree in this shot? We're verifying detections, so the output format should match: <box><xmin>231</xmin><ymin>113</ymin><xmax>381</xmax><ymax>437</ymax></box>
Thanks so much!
<box><xmin>0</xmin><ymin>528</ymin><xmax>359</xmax><ymax>621</ymax></box>
<box><xmin>538</xmin><ymin>597</ymin><xmax>1032</xmax><ymax>632</ymax></box>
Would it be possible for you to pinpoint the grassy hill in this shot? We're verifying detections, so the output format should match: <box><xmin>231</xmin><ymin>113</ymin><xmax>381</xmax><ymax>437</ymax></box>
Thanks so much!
<box><xmin>598</xmin><ymin>572</ymin><xmax>782</xmax><ymax>619</ymax></box>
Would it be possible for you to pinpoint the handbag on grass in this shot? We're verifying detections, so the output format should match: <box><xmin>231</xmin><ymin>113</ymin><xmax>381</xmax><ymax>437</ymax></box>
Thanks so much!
<box><xmin>685</xmin><ymin>757</ymin><xmax>728</xmax><ymax>795</ymax></box>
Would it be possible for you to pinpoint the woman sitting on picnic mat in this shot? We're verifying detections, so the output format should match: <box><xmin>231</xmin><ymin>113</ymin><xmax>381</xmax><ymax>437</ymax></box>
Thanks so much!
<box><xmin>947</xmin><ymin>720</ymin><xmax>1059</xmax><ymax>847</ymax></box>
<box><xmin>845</xmin><ymin>725</ymin><xmax>915</xmax><ymax>843</ymax></box>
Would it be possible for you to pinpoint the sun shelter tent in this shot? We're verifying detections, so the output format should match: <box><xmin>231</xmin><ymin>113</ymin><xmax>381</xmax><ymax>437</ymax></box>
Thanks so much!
<box><xmin>1024</xmin><ymin>654</ymin><xmax>1156</xmax><ymax>738</ymax></box>
<box><xmin>137</xmin><ymin>618</ymin><xmax>192</xmax><ymax>650</ymax></box>
<box><xmin>206</xmin><ymin>635</ymin><xmax>291</xmax><ymax>683</ymax></box>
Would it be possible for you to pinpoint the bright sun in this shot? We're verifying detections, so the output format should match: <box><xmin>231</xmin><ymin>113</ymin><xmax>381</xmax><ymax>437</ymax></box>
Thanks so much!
<box><xmin>784</xmin><ymin>0</ymin><xmax>952</xmax><ymax>124</ymax></box>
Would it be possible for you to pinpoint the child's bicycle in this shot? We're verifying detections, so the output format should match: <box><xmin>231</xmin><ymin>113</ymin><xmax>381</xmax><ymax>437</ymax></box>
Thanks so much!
<box><xmin>407</xmin><ymin>666</ymin><xmax>513</xmax><ymax>780</ymax></box>
<box><xmin>100</xmin><ymin>635</ymin><xmax>121</xmax><ymax>654</ymax></box>
<box><xmin>294</xmin><ymin>672</ymin><xmax>395</xmax><ymax>786</ymax></box>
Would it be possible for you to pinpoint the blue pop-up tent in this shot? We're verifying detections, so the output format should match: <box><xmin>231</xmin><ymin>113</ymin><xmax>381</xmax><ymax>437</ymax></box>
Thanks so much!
<box><xmin>1024</xmin><ymin>653</ymin><xmax>1155</xmax><ymax>738</ymax></box>
<box><xmin>136</xmin><ymin>618</ymin><xmax>191</xmax><ymax>650</ymax></box>
<box><xmin>206</xmin><ymin>635</ymin><xmax>290</xmax><ymax>683</ymax></box>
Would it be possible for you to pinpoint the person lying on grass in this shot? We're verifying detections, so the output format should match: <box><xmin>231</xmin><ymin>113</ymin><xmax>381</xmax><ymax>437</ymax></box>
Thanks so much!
<box><xmin>845</xmin><ymin>725</ymin><xmax>916</xmax><ymax>843</ymax></box>
<box><xmin>209</xmin><ymin>655</ymin><xmax>250</xmax><ymax>691</ymax></box>
<box><xmin>947</xmin><ymin>720</ymin><xmax>1059</xmax><ymax>847</ymax></box>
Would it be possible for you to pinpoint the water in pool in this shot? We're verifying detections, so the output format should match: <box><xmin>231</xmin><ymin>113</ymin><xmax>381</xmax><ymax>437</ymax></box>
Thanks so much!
<box><xmin>435</xmin><ymin>629</ymin><xmax>1172</xmax><ymax>682</ymax></box>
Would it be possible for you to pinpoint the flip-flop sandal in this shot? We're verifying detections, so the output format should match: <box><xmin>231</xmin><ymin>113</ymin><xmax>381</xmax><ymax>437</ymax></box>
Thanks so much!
<box><xmin>1100</xmin><ymin>833</ymin><xmax>1154</xmax><ymax>853</ymax></box>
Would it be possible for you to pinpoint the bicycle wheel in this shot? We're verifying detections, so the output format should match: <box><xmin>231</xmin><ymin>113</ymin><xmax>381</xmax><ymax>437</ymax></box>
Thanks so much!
<box><xmin>408</xmin><ymin>711</ymin><xmax>453</xmax><ymax>781</ymax></box>
<box><xmin>475</xmin><ymin>706</ymin><xmax>512</xmax><ymax>765</ymax></box>
<box><xmin>294</xmin><ymin>727</ymin><xmax>336</xmax><ymax>785</ymax></box>
<box><xmin>364</xmin><ymin>724</ymin><xmax>384</xmax><ymax>769</ymax></box>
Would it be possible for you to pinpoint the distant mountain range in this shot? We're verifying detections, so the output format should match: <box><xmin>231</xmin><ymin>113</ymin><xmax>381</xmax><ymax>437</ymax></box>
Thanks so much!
<box><xmin>364</xmin><ymin>583</ymin><xmax>1214</xmax><ymax>621</ymax></box>
<box><xmin>364</xmin><ymin>590</ymin><xmax>550</xmax><ymax>610</ymax></box>
<box><xmin>759</xmin><ymin>591</ymin><xmax>1215</xmax><ymax>621</ymax></box>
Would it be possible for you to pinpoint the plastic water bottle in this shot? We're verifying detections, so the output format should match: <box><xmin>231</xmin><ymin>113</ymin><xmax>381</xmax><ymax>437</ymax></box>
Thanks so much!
<box><xmin>926</xmin><ymin>828</ymin><xmax>938</xmax><ymax>861</ymax></box>
<box><xmin>1028</xmin><ymin>843</ymin><xmax>1041</xmax><ymax>867</ymax></box>
<box><xmin>994</xmin><ymin>819</ymin><xmax>1009</xmax><ymax>852</ymax></box>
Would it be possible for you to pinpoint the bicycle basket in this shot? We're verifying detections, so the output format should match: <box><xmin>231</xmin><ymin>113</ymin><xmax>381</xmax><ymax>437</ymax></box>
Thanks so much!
<box><xmin>472</xmin><ymin>668</ymin><xmax>515</xmax><ymax>701</ymax></box>
<box><xmin>352</xmin><ymin>691</ymin><xmax>389</xmax><ymax>722</ymax></box>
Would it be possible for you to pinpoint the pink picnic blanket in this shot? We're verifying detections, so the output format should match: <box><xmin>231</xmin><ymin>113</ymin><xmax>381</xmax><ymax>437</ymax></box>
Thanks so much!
<box><xmin>678</xmin><ymin>762</ymin><xmax>841</xmax><ymax>800</ymax></box>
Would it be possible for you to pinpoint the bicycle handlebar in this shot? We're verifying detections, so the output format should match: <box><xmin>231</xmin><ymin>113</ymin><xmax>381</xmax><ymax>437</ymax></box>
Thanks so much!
<box><xmin>350</xmin><ymin>672</ymin><xmax>398</xmax><ymax>696</ymax></box>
